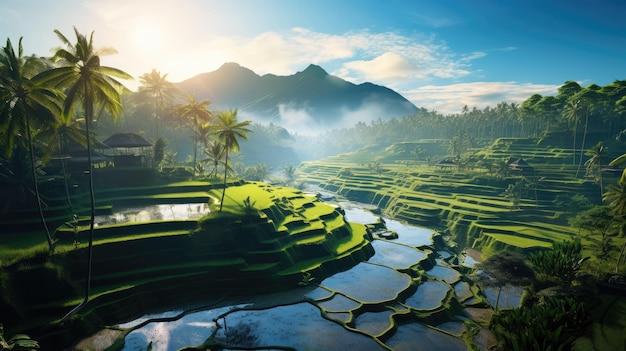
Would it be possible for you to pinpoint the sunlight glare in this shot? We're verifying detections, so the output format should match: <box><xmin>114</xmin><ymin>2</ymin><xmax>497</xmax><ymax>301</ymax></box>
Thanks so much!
<box><xmin>133</xmin><ymin>22</ymin><xmax>161</xmax><ymax>52</ymax></box>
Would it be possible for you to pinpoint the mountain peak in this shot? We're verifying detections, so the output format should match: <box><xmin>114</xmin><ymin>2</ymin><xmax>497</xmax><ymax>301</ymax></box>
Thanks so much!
<box><xmin>300</xmin><ymin>64</ymin><xmax>328</xmax><ymax>77</ymax></box>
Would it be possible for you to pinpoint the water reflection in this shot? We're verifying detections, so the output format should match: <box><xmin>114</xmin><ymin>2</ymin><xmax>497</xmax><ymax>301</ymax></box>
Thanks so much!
<box><xmin>95</xmin><ymin>203</ymin><xmax>209</xmax><ymax>226</ymax></box>
<box><xmin>113</xmin><ymin>200</ymin><xmax>482</xmax><ymax>351</ymax></box>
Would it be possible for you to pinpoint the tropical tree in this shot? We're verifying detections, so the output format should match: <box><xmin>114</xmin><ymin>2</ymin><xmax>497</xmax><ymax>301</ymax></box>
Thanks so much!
<box><xmin>203</xmin><ymin>139</ymin><xmax>227</xmax><ymax>179</ymax></box>
<box><xmin>214</xmin><ymin>109</ymin><xmax>251</xmax><ymax>212</ymax></box>
<box><xmin>476</xmin><ymin>251</ymin><xmax>534</xmax><ymax>310</ymax></box>
<box><xmin>282</xmin><ymin>164</ymin><xmax>297</xmax><ymax>185</ymax></box>
<box><xmin>563</xmin><ymin>99</ymin><xmax>583</xmax><ymax>165</ymax></box>
<box><xmin>571</xmin><ymin>85</ymin><xmax>601</xmax><ymax>178</ymax></box>
<box><xmin>584</xmin><ymin>141</ymin><xmax>607</xmax><ymax>197</ymax></box>
<box><xmin>38</xmin><ymin>27</ymin><xmax>131</xmax><ymax>317</ymax></box>
<box><xmin>136</xmin><ymin>69</ymin><xmax>178</xmax><ymax>138</ymax></box>
<box><xmin>604</xmin><ymin>177</ymin><xmax>626</xmax><ymax>218</ymax></box>
<box><xmin>174</xmin><ymin>96</ymin><xmax>212</xmax><ymax>179</ymax></box>
<box><xmin>530</xmin><ymin>240</ymin><xmax>588</xmax><ymax>285</ymax></box>
<box><xmin>0</xmin><ymin>37</ymin><xmax>63</xmax><ymax>251</ymax></box>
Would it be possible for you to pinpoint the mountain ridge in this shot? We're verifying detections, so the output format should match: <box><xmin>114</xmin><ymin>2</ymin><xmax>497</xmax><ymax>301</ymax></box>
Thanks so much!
<box><xmin>177</xmin><ymin>62</ymin><xmax>419</xmax><ymax>132</ymax></box>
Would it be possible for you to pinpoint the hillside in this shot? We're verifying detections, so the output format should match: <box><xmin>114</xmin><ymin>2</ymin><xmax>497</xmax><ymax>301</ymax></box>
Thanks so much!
<box><xmin>176</xmin><ymin>63</ymin><xmax>419</xmax><ymax>132</ymax></box>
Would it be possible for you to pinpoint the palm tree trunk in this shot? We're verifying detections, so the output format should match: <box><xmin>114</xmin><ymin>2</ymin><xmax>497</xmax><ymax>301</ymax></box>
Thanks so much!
<box><xmin>576</xmin><ymin>109</ymin><xmax>589</xmax><ymax>178</ymax></box>
<box><xmin>572</xmin><ymin>122</ymin><xmax>577</xmax><ymax>165</ymax></box>
<box><xmin>26</xmin><ymin>117</ymin><xmax>53</xmax><ymax>252</ymax></box>
<box><xmin>219</xmin><ymin>148</ymin><xmax>229</xmax><ymax>212</ymax></box>
<box><xmin>192</xmin><ymin>115</ymin><xmax>198</xmax><ymax>180</ymax></box>
<box><xmin>59</xmin><ymin>135</ymin><xmax>73</xmax><ymax>212</ymax></box>
<box><xmin>84</xmin><ymin>100</ymin><xmax>96</xmax><ymax>304</ymax></box>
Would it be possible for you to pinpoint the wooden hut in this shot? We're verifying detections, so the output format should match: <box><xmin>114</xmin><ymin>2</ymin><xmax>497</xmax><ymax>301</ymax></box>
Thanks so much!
<box><xmin>102</xmin><ymin>133</ymin><xmax>152</xmax><ymax>167</ymax></box>
<box><xmin>507</xmin><ymin>158</ymin><xmax>534</xmax><ymax>176</ymax></box>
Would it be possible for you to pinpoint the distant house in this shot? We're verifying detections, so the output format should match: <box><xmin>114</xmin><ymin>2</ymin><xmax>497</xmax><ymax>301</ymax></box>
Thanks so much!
<box><xmin>102</xmin><ymin>133</ymin><xmax>153</xmax><ymax>167</ymax></box>
<box><xmin>436</xmin><ymin>158</ymin><xmax>457</xmax><ymax>169</ymax></box>
<box><xmin>507</xmin><ymin>158</ymin><xmax>534</xmax><ymax>176</ymax></box>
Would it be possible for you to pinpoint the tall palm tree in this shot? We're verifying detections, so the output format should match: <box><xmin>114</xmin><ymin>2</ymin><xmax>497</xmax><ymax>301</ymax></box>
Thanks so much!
<box><xmin>38</xmin><ymin>27</ymin><xmax>131</xmax><ymax>318</ymax></box>
<box><xmin>571</xmin><ymin>85</ymin><xmax>601</xmax><ymax>178</ymax></box>
<box><xmin>584</xmin><ymin>142</ymin><xmax>607</xmax><ymax>197</ymax></box>
<box><xmin>0</xmin><ymin>37</ymin><xmax>63</xmax><ymax>251</ymax></box>
<box><xmin>563</xmin><ymin>99</ymin><xmax>582</xmax><ymax>165</ymax></box>
<box><xmin>203</xmin><ymin>139</ymin><xmax>227</xmax><ymax>179</ymax></box>
<box><xmin>137</xmin><ymin>69</ymin><xmax>178</xmax><ymax>139</ymax></box>
<box><xmin>174</xmin><ymin>96</ymin><xmax>212</xmax><ymax>179</ymax></box>
<box><xmin>214</xmin><ymin>109</ymin><xmax>251</xmax><ymax>212</ymax></box>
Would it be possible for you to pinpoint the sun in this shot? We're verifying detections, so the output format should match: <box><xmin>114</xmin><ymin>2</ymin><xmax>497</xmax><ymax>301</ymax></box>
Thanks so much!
<box><xmin>133</xmin><ymin>22</ymin><xmax>161</xmax><ymax>52</ymax></box>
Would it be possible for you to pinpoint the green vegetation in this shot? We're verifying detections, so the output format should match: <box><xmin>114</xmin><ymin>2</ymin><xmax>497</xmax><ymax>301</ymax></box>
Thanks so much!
<box><xmin>1</xmin><ymin>27</ymin><xmax>626</xmax><ymax>351</ymax></box>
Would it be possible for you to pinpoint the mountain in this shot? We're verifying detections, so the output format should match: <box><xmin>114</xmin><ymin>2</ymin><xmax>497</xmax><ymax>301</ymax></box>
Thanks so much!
<box><xmin>177</xmin><ymin>63</ymin><xmax>419</xmax><ymax>133</ymax></box>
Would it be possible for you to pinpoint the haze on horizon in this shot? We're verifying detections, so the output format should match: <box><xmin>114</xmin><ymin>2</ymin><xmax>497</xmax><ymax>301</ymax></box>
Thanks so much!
<box><xmin>1</xmin><ymin>0</ymin><xmax>624</xmax><ymax>117</ymax></box>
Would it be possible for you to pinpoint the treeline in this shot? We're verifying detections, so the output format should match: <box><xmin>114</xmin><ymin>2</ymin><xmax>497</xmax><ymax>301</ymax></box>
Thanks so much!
<box><xmin>306</xmin><ymin>80</ymin><xmax>626</xmax><ymax>156</ymax></box>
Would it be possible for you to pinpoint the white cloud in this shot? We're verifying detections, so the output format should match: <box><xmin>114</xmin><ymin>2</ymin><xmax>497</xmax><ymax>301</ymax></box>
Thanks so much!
<box><xmin>405</xmin><ymin>81</ymin><xmax>560</xmax><ymax>115</ymax></box>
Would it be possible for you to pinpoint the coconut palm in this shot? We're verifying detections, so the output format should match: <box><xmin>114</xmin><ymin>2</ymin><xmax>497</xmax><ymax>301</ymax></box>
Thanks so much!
<box><xmin>37</xmin><ymin>27</ymin><xmax>131</xmax><ymax>317</ymax></box>
<box><xmin>136</xmin><ymin>69</ymin><xmax>179</xmax><ymax>138</ymax></box>
<box><xmin>174</xmin><ymin>96</ymin><xmax>212</xmax><ymax>179</ymax></box>
<box><xmin>214</xmin><ymin>109</ymin><xmax>251</xmax><ymax>212</ymax></box>
<box><xmin>0</xmin><ymin>37</ymin><xmax>63</xmax><ymax>251</ymax></box>
<box><xmin>584</xmin><ymin>142</ymin><xmax>607</xmax><ymax>197</ymax></box>
<box><xmin>203</xmin><ymin>139</ymin><xmax>227</xmax><ymax>179</ymax></box>
<box><xmin>563</xmin><ymin>99</ymin><xmax>582</xmax><ymax>165</ymax></box>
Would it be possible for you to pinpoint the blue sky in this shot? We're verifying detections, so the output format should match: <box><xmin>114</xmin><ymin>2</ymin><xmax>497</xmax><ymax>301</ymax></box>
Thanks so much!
<box><xmin>1</xmin><ymin>0</ymin><xmax>625</xmax><ymax>115</ymax></box>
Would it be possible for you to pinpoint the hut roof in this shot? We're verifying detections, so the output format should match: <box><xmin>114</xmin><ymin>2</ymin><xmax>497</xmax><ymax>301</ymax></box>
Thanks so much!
<box><xmin>507</xmin><ymin>158</ymin><xmax>533</xmax><ymax>168</ymax></box>
<box><xmin>436</xmin><ymin>158</ymin><xmax>457</xmax><ymax>167</ymax></box>
<box><xmin>102</xmin><ymin>133</ymin><xmax>152</xmax><ymax>148</ymax></box>
<box><xmin>67</xmin><ymin>138</ymin><xmax>110</xmax><ymax>153</ymax></box>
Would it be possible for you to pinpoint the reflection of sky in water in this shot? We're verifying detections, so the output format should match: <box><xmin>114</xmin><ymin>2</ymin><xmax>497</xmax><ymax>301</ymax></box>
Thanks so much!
<box><xmin>386</xmin><ymin>322</ymin><xmax>467</xmax><ymax>351</ymax></box>
<box><xmin>214</xmin><ymin>303</ymin><xmax>386</xmax><ymax>350</ymax></box>
<box><xmin>95</xmin><ymin>203</ymin><xmax>209</xmax><ymax>225</ymax></box>
<box><xmin>341</xmin><ymin>206</ymin><xmax>434</xmax><ymax>247</ymax></box>
<box><xmin>120</xmin><ymin>306</ymin><xmax>234</xmax><ymax>351</ymax></box>
<box><xmin>369</xmin><ymin>240</ymin><xmax>427</xmax><ymax>269</ymax></box>
<box><xmin>342</xmin><ymin>207</ymin><xmax>379</xmax><ymax>224</ymax></box>
<box><xmin>426</xmin><ymin>265</ymin><xmax>461</xmax><ymax>284</ymax></box>
<box><xmin>384</xmin><ymin>218</ymin><xmax>433</xmax><ymax>247</ymax></box>
<box><xmin>114</xmin><ymin>200</ymin><xmax>480</xmax><ymax>350</ymax></box>
<box><xmin>354</xmin><ymin>309</ymin><xmax>395</xmax><ymax>336</ymax></box>
<box><xmin>404</xmin><ymin>281</ymin><xmax>450</xmax><ymax>310</ymax></box>
<box><xmin>320</xmin><ymin>262</ymin><xmax>411</xmax><ymax>303</ymax></box>
<box><xmin>484</xmin><ymin>285</ymin><xmax>523</xmax><ymax>309</ymax></box>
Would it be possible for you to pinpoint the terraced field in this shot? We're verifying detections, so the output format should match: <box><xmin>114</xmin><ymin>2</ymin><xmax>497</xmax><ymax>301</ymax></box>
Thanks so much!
<box><xmin>0</xmin><ymin>180</ymin><xmax>374</xmax><ymax>348</ymax></box>
<box><xmin>297</xmin><ymin>136</ymin><xmax>618</xmax><ymax>258</ymax></box>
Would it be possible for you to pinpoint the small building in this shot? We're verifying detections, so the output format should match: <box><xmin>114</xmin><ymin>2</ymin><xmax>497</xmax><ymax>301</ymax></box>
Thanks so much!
<box><xmin>507</xmin><ymin>158</ymin><xmax>534</xmax><ymax>176</ymax></box>
<box><xmin>436</xmin><ymin>158</ymin><xmax>457</xmax><ymax>169</ymax></box>
<box><xmin>102</xmin><ymin>133</ymin><xmax>153</xmax><ymax>167</ymax></box>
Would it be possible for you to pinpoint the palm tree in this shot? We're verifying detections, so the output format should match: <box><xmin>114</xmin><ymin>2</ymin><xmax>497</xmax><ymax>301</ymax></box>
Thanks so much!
<box><xmin>203</xmin><ymin>139</ymin><xmax>226</xmax><ymax>179</ymax></box>
<box><xmin>214</xmin><ymin>109</ymin><xmax>251</xmax><ymax>212</ymax></box>
<box><xmin>0</xmin><ymin>37</ymin><xmax>63</xmax><ymax>251</ymax></box>
<box><xmin>38</xmin><ymin>27</ymin><xmax>131</xmax><ymax>318</ymax></box>
<box><xmin>604</xmin><ymin>179</ymin><xmax>626</xmax><ymax>217</ymax></box>
<box><xmin>282</xmin><ymin>164</ymin><xmax>297</xmax><ymax>185</ymax></box>
<box><xmin>136</xmin><ymin>69</ymin><xmax>178</xmax><ymax>138</ymax></box>
<box><xmin>563</xmin><ymin>99</ymin><xmax>582</xmax><ymax>165</ymax></box>
<box><xmin>584</xmin><ymin>142</ymin><xmax>607</xmax><ymax>197</ymax></box>
<box><xmin>174</xmin><ymin>96</ymin><xmax>212</xmax><ymax>179</ymax></box>
<box><xmin>605</xmin><ymin>180</ymin><xmax>626</xmax><ymax>272</ymax></box>
<box><xmin>571</xmin><ymin>85</ymin><xmax>601</xmax><ymax>178</ymax></box>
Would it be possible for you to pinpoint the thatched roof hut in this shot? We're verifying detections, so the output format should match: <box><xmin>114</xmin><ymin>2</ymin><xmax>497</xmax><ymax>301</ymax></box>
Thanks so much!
<box><xmin>102</xmin><ymin>133</ymin><xmax>152</xmax><ymax>167</ymax></box>
<box><xmin>507</xmin><ymin>158</ymin><xmax>534</xmax><ymax>175</ymax></box>
<box><xmin>102</xmin><ymin>133</ymin><xmax>152</xmax><ymax>148</ymax></box>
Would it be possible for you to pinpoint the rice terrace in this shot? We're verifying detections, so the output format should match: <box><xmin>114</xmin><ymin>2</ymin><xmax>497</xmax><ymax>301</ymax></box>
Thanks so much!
<box><xmin>2</xmin><ymin>2</ymin><xmax>626</xmax><ymax>351</ymax></box>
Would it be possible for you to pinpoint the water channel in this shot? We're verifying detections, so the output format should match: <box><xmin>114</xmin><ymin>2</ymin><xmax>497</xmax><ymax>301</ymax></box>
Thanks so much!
<box><xmin>105</xmin><ymin>197</ymin><xmax>521</xmax><ymax>351</ymax></box>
